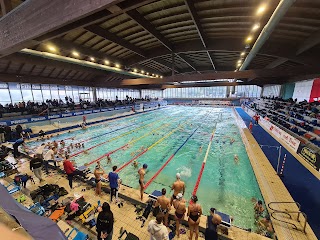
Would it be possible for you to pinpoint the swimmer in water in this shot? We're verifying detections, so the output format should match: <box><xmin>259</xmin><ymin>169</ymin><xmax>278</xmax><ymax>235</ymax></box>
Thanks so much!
<box><xmin>230</xmin><ymin>138</ymin><xmax>235</xmax><ymax>144</ymax></box>
<box><xmin>70</xmin><ymin>143</ymin><xmax>73</xmax><ymax>149</ymax></box>
<box><xmin>133</xmin><ymin>160</ymin><xmax>138</xmax><ymax>168</ymax></box>
<box><xmin>234</xmin><ymin>154</ymin><xmax>239</xmax><ymax>164</ymax></box>
<box><xmin>199</xmin><ymin>146</ymin><xmax>203</xmax><ymax>153</ymax></box>
<box><xmin>138</xmin><ymin>164</ymin><xmax>148</xmax><ymax>200</ymax></box>
<box><xmin>82</xmin><ymin>143</ymin><xmax>84</xmax><ymax>148</ymax></box>
<box><xmin>107</xmin><ymin>155</ymin><xmax>111</xmax><ymax>164</ymax></box>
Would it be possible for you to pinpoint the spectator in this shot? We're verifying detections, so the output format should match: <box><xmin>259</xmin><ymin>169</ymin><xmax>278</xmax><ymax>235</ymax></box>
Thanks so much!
<box><xmin>12</xmin><ymin>137</ymin><xmax>26</xmax><ymax>158</ymax></box>
<box><xmin>43</xmin><ymin>146</ymin><xmax>56</xmax><ymax>174</ymax></box>
<box><xmin>15</xmin><ymin>124</ymin><xmax>23</xmax><ymax>138</ymax></box>
<box><xmin>0</xmin><ymin>126</ymin><xmax>5</xmax><ymax>143</ymax></box>
<box><xmin>96</xmin><ymin>202</ymin><xmax>114</xmax><ymax>240</ymax></box>
<box><xmin>63</xmin><ymin>155</ymin><xmax>86</xmax><ymax>189</ymax></box>
<box><xmin>147</xmin><ymin>213</ymin><xmax>169</xmax><ymax>240</ymax></box>
<box><xmin>30</xmin><ymin>156</ymin><xmax>44</xmax><ymax>182</ymax></box>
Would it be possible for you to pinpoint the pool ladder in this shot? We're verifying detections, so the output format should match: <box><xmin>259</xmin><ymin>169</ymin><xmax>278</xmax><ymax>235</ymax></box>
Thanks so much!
<box><xmin>268</xmin><ymin>201</ymin><xmax>307</xmax><ymax>233</ymax></box>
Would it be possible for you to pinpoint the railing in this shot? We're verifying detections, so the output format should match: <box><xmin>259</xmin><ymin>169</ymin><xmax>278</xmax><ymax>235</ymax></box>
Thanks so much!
<box><xmin>268</xmin><ymin>201</ymin><xmax>307</xmax><ymax>233</ymax></box>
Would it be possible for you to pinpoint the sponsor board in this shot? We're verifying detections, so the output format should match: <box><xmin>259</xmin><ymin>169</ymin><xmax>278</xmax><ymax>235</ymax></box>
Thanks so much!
<box><xmin>297</xmin><ymin>145</ymin><xmax>320</xmax><ymax>171</ymax></box>
<box><xmin>0</xmin><ymin>101</ymin><xmax>167</xmax><ymax>126</ymax></box>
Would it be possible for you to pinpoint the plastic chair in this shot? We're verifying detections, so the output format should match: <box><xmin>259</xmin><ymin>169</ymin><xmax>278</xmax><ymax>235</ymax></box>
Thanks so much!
<box><xmin>29</xmin><ymin>202</ymin><xmax>46</xmax><ymax>216</ymax></box>
<box><xmin>66</xmin><ymin>227</ymin><xmax>88</xmax><ymax>240</ymax></box>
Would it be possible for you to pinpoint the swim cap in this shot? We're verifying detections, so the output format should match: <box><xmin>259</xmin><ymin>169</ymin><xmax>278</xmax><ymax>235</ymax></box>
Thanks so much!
<box><xmin>176</xmin><ymin>173</ymin><xmax>181</xmax><ymax>179</ymax></box>
<box><xmin>176</xmin><ymin>193</ymin><xmax>183</xmax><ymax>200</ymax></box>
<box><xmin>143</xmin><ymin>163</ymin><xmax>148</xmax><ymax>169</ymax></box>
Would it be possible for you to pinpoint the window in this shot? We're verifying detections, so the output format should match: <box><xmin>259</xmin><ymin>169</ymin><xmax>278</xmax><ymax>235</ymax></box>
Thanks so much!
<box><xmin>20</xmin><ymin>83</ymin><xmax>33</xmax><ymax>102</ymax></box>
<box><xmin>0</xmin><ymin>83</ymin><xmax>11</xmax><ymax>104</ymax></box>
<box><xmin>41</xmin><ymin>85</ymin><xmax>51</xmax><ymax>102</ymax></box>
<box><xmin>65</xmin><ymin>86</ymin><xmax>73</xmax><ymax>101</ymax></box>
<box><xmin>32</xmin><ymin>84</ymin><xmax>43</xmax><ymax>102</ymax></box>
<box><xmin>9</xmin><ymin>83</ymin><xmax>23</xmax><ymax>103</ymax></box>
<box><xmin>50</xmin><ymin>85</ymin><xmax>59</xmax><ymax>100</ymax></box>
<box><xmin>58</xmin><ymin>86</ymin><xmax>66</xmax><ymax>101</ymax></box>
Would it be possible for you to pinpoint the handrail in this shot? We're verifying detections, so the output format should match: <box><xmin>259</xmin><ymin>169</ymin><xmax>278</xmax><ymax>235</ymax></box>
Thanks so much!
<box><xmin>268</xmin><ymin>201</ymin><xmax>307</xmax><ymax>233</ymax></box>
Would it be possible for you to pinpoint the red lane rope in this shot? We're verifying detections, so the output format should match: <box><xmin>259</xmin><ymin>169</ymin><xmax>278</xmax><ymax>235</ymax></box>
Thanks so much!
<box><xmin>191</xmin><ymin>162</ymin><xmax>206</xmax><ymax>196</ymax></box>
<box><xmin>86</xmin><ymin>144</ymin><xmax>129</xmax><ymax>166</ymax></box>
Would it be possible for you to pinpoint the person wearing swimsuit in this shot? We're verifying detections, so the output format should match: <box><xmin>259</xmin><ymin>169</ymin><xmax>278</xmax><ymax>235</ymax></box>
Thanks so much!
<box><xmin>155</xmin><ymin>188</ymin><xmax>171</xmax><ymax>226</ymax></box>
<box><xmin>94</xmin><ymin>162</ymin><xmax>105</xmax><ymax>196</ymax></box>
<box><xmin>173</xmin><ymin>193</ymin><xmax>186</xmax><ymax>238</ymax></box>
<box><xmin>188</xmin><ymin>195</ymin><xmax>202</xmax><ymax>240</ymax></box>
<box><xmin>170</xmin><ymin>173</ymin><xmax>185</xmax><ymax>205</ymax></box>
<box><xmin>138</xmin><ymin>164</ymin><xmax>148</xmax><ymax>201</ymax></box>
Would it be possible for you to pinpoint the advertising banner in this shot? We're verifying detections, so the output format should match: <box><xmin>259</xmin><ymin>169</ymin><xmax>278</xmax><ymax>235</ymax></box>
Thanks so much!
<box><xmin>297</xmin><ymin>145</ymin><xmax>320</xmax><ymax>171</ymax></box>
<box><xmin>0</xmin><ymin>101</ymin><xmax>166</xmax><ymax>126</ymax></box>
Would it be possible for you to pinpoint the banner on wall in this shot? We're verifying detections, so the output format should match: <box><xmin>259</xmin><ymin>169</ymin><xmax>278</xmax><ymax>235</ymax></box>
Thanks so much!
<box><xmin>297</xmin><ymin>145</ymin><xmax>320</xmax><ymax>171</ymax></box>
<box><xmin>244</xmin><ymin>106</ymin><xmax>300</xmax><ymax>152</ymax></box>
<box><xmin>0</xmin><ymin>101</ymin><xmax>166</xmax><ymax>126</ymax></box>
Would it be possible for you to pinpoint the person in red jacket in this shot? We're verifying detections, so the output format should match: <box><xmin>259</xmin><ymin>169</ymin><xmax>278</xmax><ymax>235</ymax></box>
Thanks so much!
<box><xmin>63</xmin><ymin>155</ymin><xmax>85</xmax><ymax>189</ymax></box>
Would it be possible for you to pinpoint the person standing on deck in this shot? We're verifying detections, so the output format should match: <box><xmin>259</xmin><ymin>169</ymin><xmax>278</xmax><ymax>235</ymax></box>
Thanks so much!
<box><xmin>170</xmin><ymin>173</ymin><xmax>185</xmax><ymax>205</ymax></box>
<box><xmin>249</xmin><ymin>121</ymin><xmax>253</xmax><ymax>133</ymax></box>
<box><xmin>155</xmin><ymin>188</ymin><xmax>171</xmax><ymax>226</ymax></box>
<box><xmin>138</xmin><ymin>163</ymin><xmax>148</xmax><ymax>201</ymax></box>
<box><xmin>94</xmin><ymin>161</ymin><xmax>105</xmax><ymax>196</ymax></box>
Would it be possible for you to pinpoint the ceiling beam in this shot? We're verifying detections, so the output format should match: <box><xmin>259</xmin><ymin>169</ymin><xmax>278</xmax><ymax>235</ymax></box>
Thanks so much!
<box><xmin>120</xmin><ymin>66</ymin><xmax>320</xmax><ymax>85</ymax></box>
<box><xmin>184</xmin><ymin>0</ymin><xmax>216</xmax><ymax>70</ymax></box>
<box><xmin>296</xmin><ymin>29</ymin><xmax>320</xmax><ymax>56</ymax></box>
<box><xmin>175</xmin><ymin>53</ymin><xmax>198</xmax><ymax>72</ymax></box>
<box><xmin>149</xmin><ymin>59</ymin><xmax>179</xmax><ymax>73</ymax></box>
<box><xmin>47</xmin><ymin>38</ymin><xmax>123</xmax><ymax>65</ymax></box>
<box><xmin>0</xmin><ymin>0</ymin><xmax>12</xmax><ymax>15</ymax></box>
<box><xmin>85</xmin><ymin>24</ymin><xmax>145</xmax><ymax>57</ymax></box>
<box><xmin>0</xmin><ymin>73</ymin><xmax>95</xmax><ymax>87</ymax></box>
<box><xmin>4</xmin><ymin>52</ymin><xmax>110</xmax><ymax>76</ymax></box>
<box><xmin>126</xmin><ymin>9</ymin><xmax>173</xmax><ymax>51</ymax></box>
<box><xmin>265</xmin><ymin>57</ymin><xmax>288</xmax><ymax>69</ymax></box>
<box><xmin>0</xmin><ymin>0</ymin><xmax>123</xmax><ymax>57</ymax></box>
<box><xmin>125</xmin><ymin>38</ymin><xmax>320</xmax><ymax>68</ymax></box>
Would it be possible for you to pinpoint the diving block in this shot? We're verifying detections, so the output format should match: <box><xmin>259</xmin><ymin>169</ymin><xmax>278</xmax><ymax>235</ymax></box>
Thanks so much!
<box><xmin>214</xmin><ymin>209</ymin><xmax>231</xmax><ymax>228</ymax></box>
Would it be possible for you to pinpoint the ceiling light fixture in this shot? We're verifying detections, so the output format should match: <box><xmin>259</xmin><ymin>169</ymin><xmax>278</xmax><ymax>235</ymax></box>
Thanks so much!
<box><xmin>115</xmin><ymin>64</ymin><xmax>120</xmax><ymax>68</ymax></box>
<box><xmin>72</xmin><ymin>51</ymin><xmax>79</xmax><ymax>57</ymax></box>
<box><xmin>257</xmin><ymin>5</ymin><xmax>266</xmax><ymax>15</ymax></box>
<box><xmin>90</xmin><ymin>57</ymin><xmax>95</xmax><ymax>61</ymax></box>
<box><xmin>141</xmin><ymin>70</ymin><xmax>145</xmax><ymax>74</ymax></box>
<box><xmin>246</xmin><ymin>36</ymin><xmax>253</xmax><ymax>42</ymax></box>
<box><xmin>240</xmin><ymin>52</ymin><xmax>245</xmax><ymax>56</ymax></box>
<box><xmin>48</xmin><ymin>45</ymin><xmax>56</xmax><ymax>52</ymax></box>
<box><xmin>133</xmin><ymin>69</ymin><xmax>138</xmax><ymax>72</ymax></box>
<box><xmin>104</xmin><ymin>60</ymin><xmax>110</xmax><ymax>65</ymax></box>
<box><xmin>252</xmin><ymin>23</ymin><xmax>260</xmax><ymax>31</ymax></box>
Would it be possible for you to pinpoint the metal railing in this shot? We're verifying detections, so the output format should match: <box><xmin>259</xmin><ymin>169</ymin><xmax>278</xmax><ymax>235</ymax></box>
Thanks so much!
<box><xmin>268</xmin><ymin>201</ymin><xmax>307</xmax><ymax>233</ymax></box>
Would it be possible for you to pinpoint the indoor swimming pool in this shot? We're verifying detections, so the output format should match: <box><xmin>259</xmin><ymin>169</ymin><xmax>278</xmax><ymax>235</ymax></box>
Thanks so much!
<box><xmin>26</xmin><ymin>106</ymin><xmax>263</xmax><ymax>230</ymax></box>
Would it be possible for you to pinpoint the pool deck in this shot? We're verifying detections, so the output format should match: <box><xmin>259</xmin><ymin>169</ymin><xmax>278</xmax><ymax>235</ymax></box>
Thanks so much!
<box><xmin>233</xmin><ymin>108</ymin><xmax>317</xmax><ymax>240</ymax></box>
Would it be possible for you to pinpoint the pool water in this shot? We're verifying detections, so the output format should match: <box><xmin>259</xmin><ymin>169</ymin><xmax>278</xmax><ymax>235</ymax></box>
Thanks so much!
<box><xmin>27</xmin><ymin>106</ymin><xmax>263</xmax><ymax>230</ymax></box>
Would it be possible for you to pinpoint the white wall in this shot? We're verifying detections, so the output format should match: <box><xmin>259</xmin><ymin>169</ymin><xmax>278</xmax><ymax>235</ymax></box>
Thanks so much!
<box><xmin>262</xmin><ymin>85</ymin><xmax>281</xmax><ymax>97</ymax></box>
<box><xmin>292</xmin><ymin>79</ymin><xmax>314</xmax><ymax>102</ymax></box>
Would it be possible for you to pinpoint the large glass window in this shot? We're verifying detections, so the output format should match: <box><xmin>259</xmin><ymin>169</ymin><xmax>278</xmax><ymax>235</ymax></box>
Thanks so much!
<box><xmin>20</xmin><ymin>83</ymin><xmax>33</xmax><ymax>102</ymax></box>
<box><xmin>41</xmin><ymin>85</ymin><xmax>51</xmax><ymax>102</ymax></box>
<box><xmin>72</xmin><ymin>86</ymin><xmax>79</xmax><ymax>102</ymax></box>
<box><xmin>9</xmin><ymin>83</ymin><xmax>23</xmax><ymax>103</ymax></box>
<box><xmin>58</xmin><ymin>86</ymin><xmax>66</xmax><ymax>101</ymax></box>
<box><xmin>50</xmin><ymin>85</ymin><xmax>59</xmax><ymax>100</ymax></box>
<box><xmin>32</xmin><ymin>84</ymin><xmax>43</xmax><ymax>102</ymax></box>
<box><xmin>0</xmin><ymin>83</ymin><xmax>11</xmax><ymax>104</ymax></box>
<box><xmin>65</xmin><ymin>86</ymin><xmax>73</xmax><ymax>101</ymax></box>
